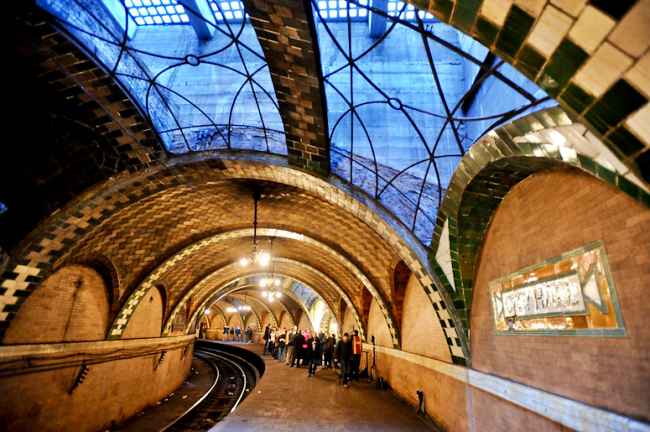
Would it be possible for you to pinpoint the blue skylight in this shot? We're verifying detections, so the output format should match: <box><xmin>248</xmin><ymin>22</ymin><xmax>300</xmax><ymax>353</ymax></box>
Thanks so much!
<box><xmin>210</xmin><ymin>1</ymin><xmax>248</xmax><ymax>22</ymax></box>
<box><xmin>313</xmin><ymin>0</ymin><xmax>554</xmax><ymax>244</ymax></box>
<box><xmin>125</xmin><ymin>0</ymin><xmax>190</xmax><ymax>25</ymax></box>
<box><xmin>387</xmin><ymin>1</ymin><xmax>435</xmax><ymax>20</ymax></box>
<box><xmin>316</xmin><ymin>0</ymin><xmax>368</xmax><ymax>21</ymax></box>
<box><xmin>38</xmin><ymin>0</ymin><xmax>285</xmax><ymax>155</ymax></box>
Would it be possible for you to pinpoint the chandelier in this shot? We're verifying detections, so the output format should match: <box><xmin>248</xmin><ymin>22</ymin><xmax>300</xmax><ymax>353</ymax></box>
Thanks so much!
<box><xmin>226</xmin><ymin>304</ymin><xmax>252</xmax><ymax>313</ymax></box>
<box><xmin>260</xmin><ymin>258</ymin><xmax>283</xmax><ymax>301</ymax></box>
<box><xmin>239</xmin><ymin>189</ymin><xmax>271</xmax><ymax>267</ymax></box>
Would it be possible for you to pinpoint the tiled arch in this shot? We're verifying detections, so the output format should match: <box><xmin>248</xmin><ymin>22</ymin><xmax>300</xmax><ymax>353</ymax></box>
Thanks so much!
<box><xmin>431</xmin><ymin>107</ymin><xmax>650</xmax><ymax>339</ymax></box>
<box><xmin>2</xmin><ymin>154</ymin><xmax>463</xmax><ymax>351</ymax></box>
<box><xmin>173</xmin><ymin>264</ymin><xmax>365</xmax><ymax>341</ymax></box>
<box><xmin>113</xmin><ymin>228</ymin><xmax>378</xmax><ymax>341</ymax></box>
<box><xmin>403</xmin><ymin>0</ymin><xmax>649</xmax><ymax>179</ymax></box>
<box><xmin>227</xmin><ymin>291</ymin><xmax>278</xmax><ymax>331</ymax></box>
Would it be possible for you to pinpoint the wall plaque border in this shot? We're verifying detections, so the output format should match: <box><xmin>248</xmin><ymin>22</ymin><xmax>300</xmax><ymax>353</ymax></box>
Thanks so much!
<box><xmin>489</xmin><ymin>241</ymin><xmax>625</xmax><ymax>336</ymax></box>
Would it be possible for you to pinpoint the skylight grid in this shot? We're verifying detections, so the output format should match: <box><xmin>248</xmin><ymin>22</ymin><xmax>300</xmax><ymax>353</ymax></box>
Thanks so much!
<box><xmin>387</xmin><ymin>1</ymin><xmax>435</xmax><ymax>21</ymax></box>
<box><xmin>125</xmin><ymin>0</ymin><xmax>189</xmax><ymax>25</ymax></box>
<box><xmin>316</xmin><ymin>0</ymin><xmax>368</xmax><ymax>21</ymax></box>
<box><xmin>209</xmin><ymin>1</ymin><xmax>248</xmax><ymax>22</ymax></box>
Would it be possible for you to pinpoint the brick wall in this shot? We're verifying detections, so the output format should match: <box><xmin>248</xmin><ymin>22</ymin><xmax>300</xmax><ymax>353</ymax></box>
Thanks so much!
<box><xmin>121</xmin><ymin>287</ymin><xmax>163</xmax><ymax>339</ymax></box>
<box><xmin>368</xmin><ymin>351</ymin><xmax>469</xmax><ymax>431</ymax></box>
<box><xmin>0</xmin><ymin>344</ymin><xmax>192</xmax><ymax>431</ymax></box>
<box><xmin>471</xmin><ymin>168</ymin><xmax>650</xmax><ymax>419</ymax></box>
<box><xmin>341</xmin><ymin>306</ymin><xmax>355</xmax><ymax>336</ymax></box>
<box><xmin>469</xmin><ymin>387</ymin><xmax>568</xmax><ymax>431</ymax></box>
<box><xmin>367</xmin><ymin>298</ymin><xmax>393</xmax><ymax>348</ymax></box>
<box><xmin>400</xmin><ymin>274</ymin><xmax>451</xmax><ymax>362</ymax></box>
<box><xmin>4</xmin><ymin>265</ymin><xmax>109</xmax><ymax>344</ymax></box>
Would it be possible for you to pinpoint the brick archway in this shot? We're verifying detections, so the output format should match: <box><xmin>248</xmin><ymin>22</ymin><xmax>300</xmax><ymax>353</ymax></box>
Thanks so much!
<box><xmin>432</xmin><ymin>107</ymin><xmax>650</xmax><ymax>343</ymax></box>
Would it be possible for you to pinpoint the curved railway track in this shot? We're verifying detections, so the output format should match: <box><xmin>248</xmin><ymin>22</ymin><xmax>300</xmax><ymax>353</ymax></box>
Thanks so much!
<box><xmin>160</xmin><ymin>343</ymin><xmax>262</xmax><ymax>432</ymax></box>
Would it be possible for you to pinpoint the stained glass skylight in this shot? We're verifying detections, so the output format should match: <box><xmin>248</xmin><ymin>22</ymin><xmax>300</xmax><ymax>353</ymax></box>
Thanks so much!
<box><xmin>38</xmin><ymin>0</ymin><xmax>285</xmax><ymax>155</ymax></box>
<box><xmin>313</xmin><ymin>0</ymin><xmax>555</xmax><ymax>245</ymax></box>
<box><xmin>125</xmin><ymin>0</ymin><xmax>190</xmax><ymax>26</ymax></box>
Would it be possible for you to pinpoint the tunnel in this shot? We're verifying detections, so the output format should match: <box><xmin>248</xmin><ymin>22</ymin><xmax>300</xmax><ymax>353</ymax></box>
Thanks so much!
<box><xmin>2</xmin><ymin>0</ymin><xmax>649</xmax><ymax>431</ymax></box>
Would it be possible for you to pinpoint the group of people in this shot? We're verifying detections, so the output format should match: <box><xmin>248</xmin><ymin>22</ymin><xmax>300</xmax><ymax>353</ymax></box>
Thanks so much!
<box><xmin>262</xmin><ymin>325</ymin><xmax>363</xmax><ymax>387</ymax></box>
<box><xmin>220</xmin><ymin>325</ymin><xmax>254</xmax><ymax>342</ymax></box>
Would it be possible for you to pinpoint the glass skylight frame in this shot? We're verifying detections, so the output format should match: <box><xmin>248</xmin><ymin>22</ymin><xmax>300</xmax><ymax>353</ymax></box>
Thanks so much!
<box><xmin>312</xmin><ymin>0</ymin><xmax>553</xmax><ymax>245</ymax></box>
<box><xmin>38</xmin><ymin>0</ymin><xmax>286</xmax><ymax>155</ymax></box>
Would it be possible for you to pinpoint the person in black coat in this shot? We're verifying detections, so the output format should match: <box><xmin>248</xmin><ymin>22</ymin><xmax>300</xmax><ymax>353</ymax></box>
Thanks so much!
<box><xmin>306</xmin><ymin>336</ymin><xmax>322</xmax><ymax>377</ymax></box>
<box><xmin>291</xmin><ymin>331</ymin><xmax>306</xmax><ymax>367</ymax></box>
<box><xmin>263</xmin><ymin>324</ymin><xmax>271</xmax><ymax>354</ymax></box>
<box><xmin>322</xmin><ymin>334</ymin><xmax>335</xmax><ymax>368</ymax></box>
<box><xmin>335</xmin><ymin>333</ymin><xmax>353</xmax><ymax>387</ymax></box>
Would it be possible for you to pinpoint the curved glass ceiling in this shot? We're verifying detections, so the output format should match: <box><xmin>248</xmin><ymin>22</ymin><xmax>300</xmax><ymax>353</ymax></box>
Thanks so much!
<box><xmin>38</xmin><ymin>0</ymin><xmax>285</xmax><ymax>154</ymax></box>
<box><xmin>313</xmin><ymin>0</ymin><xmax>555</xmax><ymax>244</ymax></box>
<box><xmin>38</xmin><ymin>0</ymin><xmax>556</xmax><ymax>246</ymax></box>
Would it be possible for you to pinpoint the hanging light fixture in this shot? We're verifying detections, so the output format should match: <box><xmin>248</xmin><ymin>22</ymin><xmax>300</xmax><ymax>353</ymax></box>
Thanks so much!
<box><xmin>239</xmin><ymin>189</ymin><xmax>271</xmax><ymax>267</ymax></box>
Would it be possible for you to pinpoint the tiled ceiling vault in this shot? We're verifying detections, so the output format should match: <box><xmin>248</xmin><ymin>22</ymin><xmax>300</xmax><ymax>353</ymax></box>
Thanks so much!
<box><xmin>2</xmin><ymin>0</ymin><xmax>649</xmax><ymax>367</ymax></box>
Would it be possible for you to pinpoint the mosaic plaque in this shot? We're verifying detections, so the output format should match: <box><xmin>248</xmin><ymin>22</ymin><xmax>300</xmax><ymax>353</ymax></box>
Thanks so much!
<box><xmin>490</xmin><ymin>241</ymin><xmax>625</xmax><ymax>336</ymax></box>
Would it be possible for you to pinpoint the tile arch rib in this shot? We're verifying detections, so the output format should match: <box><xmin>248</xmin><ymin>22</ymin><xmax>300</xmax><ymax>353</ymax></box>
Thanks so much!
<box><xmin>2</xmin><ymin>153</ymin><xmax>459</xmax><ymax>358</ymax></box>
<box><xmin>392</xmin><ymin>0</ymin><xmax>649</xmax><ymax>180</ymax></box>
<box><xmin>115</xmin><ymin>228</ymin><xmax>381</xmax><ymax>342</ymax></box>
<box><xmin>432</xmin><ymin>107</ymin><xmax>650</xmax><ymax>345</ymax></box>
<box><xmin>213</xmin><ymin>298</ymin><xmax>246</xmax><ymax>331</ymax></box>
<box><xmin>172</xmin><ymin>266</ymin><xmax>365</xmax><ymax>340</ymax></box>
<box><xmin>206</xmin><ymin>303</ymin><xmax>229</xmax><ymax>328</ymax></box>
<box><xmin>239</xmin><ymin>277</ymin><xmax>338</xmax><ymax>332</ymax></box>
<box><xmin>228</xmin><ymin>290</ymin><xmax>281</xmax><ymax>328</ymax></box>
<box><xmin>224</xmin><ymin>291</ymin><xmax>275</xmax><ymax>331</ymax></box>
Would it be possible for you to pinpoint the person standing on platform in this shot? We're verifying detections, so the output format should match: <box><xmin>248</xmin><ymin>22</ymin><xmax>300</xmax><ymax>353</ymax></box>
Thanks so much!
<box><xmin>291</xmin><ymin>330</ymin><xmax>305</xmax><ymax>367</ymax></box>
<box><xmin>322</xmin><ymin>334</ymin><xmax>334</xmax><ymax>368</ymax></box>
<box><xmin>235</xmin><ymin>326</ymin><xmax>241</xmax><ymax>342</ymax></box>
<box><xmin>285</xmin><ymin>328</ymin><xmax>295</xmax><ymax>365</ymax></box>
<box><xmin>336</xmin><ymin>333</ymin><xmax>353</xmax><ymax>388</ymax></box>
<box><xmin>263</xmin><ymin>324</ymin><xmax>271</xmax><ymax>354</ymax></box>
<box><xmin>277</xmin><ymin>329</ymin><xmax>287</xmax><ymax>360</ymax></box>
<box><xmin>306</xmin><ymin>335</ymin><xmax>322</xmax><ymax>377</ymax></box>
<box><xmin>351</xmin><ymin>329</ymin><xmax>362</xmax><ymax>381</ymax></box>
<box><xmin>245</xmin><ymin>326</ymin><xmax>253</xmax><ymax>343</ymax></box>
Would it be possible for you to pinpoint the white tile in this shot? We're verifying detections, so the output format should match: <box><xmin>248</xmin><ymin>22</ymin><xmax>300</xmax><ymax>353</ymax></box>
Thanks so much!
<box><xmin>480</xmin><ymin>0</ymin><xmax>513</xmax><ymax>26</ymax></box>
<box><xmin>550</xmin><ymin>0</ymin><xmax>586</xmax><ymax>17</ymax></box>
<box><xmin>573</xmin><ymin>42</ymin><xmax>634</xmax><ymax>97</ymax></box>
<box><xmin>608</xmin><ymin>0</ymin><xmax>650</xmax><ymax>58</ymax></box>
<box><xmin>626</xmin><ymin>103</ymin><xmax>650</xmax><ymax>146</ymax></box>
<box><xmin>625</xmin><ymin>51</ymin><xmax>650</xmax><ymax>98</ymax></box>
<box><xmin>568</xmin><ymin>5</ymin><xmax>616</xmax><ymax>53</ymax></box>
<box><xmin>527</xmin><ymin>5</ymin><xmax>574</xmax><ymax>56</ymax></box>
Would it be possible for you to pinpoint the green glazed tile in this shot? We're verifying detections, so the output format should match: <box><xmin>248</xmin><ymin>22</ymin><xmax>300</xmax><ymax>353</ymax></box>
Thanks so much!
<box><xmin>560</xmin><ymin>83</ymin><xmax>594</xmax><ymax>114</ymax></box>
<box><xmin>496</xmin><ymin>5</ymin><xmax>534</xmax><ymax>58</ymax></box>
<box><xmin>607</xmin><ymin>127</ymin><xmax>645</xmax><ymax>157</ymax></box>
<box><xmin>541</xmin><ymin>39</ymin><xmax>588</xmax><ymax>91</ymax></box>
<box><xmin>590</xmin><ymin>0</ymin><xmax>635</xmax><ymax>20</ymax></box>
<box><xmin>584</xmin><ymin>80</ymin><xmax>647</xmax><ymax>134</ymax></box>
<box><xmin>432</xmin><ymin>0</ymin><xmax>454</xmax><ymax>22</ymax></box>
<box><xmin>451</xmin><ymin>0</ymin><xmax>482</xmax><ymax>32</ymax></box>
<box><xmin>474</xmin><ymin>16</ymin><xmax>499</xmax><ymax>46</ymax></box>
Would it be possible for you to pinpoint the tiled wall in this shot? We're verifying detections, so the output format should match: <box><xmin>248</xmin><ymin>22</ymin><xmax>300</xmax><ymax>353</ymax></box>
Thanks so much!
<box><xmin>472</xmin><ymin>168</ymin><xmax>650</xmax><ymax>419</ymax></box>
<box><xmin>409</xmin><ymin>0</ymin><xmax>649</xmax><ymax>180</ymax></box>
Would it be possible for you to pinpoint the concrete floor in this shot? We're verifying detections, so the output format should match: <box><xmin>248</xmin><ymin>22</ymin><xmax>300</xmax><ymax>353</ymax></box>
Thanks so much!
<box><xmin>211</xmin><ymin>343</ymin><xmax>432</xmax><ymax>432</ymax></box>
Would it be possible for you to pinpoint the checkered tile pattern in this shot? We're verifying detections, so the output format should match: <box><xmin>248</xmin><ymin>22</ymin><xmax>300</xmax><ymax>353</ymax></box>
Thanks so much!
<box><xmin>245</xmin><ymin>0</ymin><xmax>330</xmax><ymax>175</ymax></box>
<box><xmin>432</xmin><ymin>105</ymin><xmax>650</xmax><ymax>337</ymax></box>
<box><xmin>407</xmin><ymin>0</ymin><xmax>649</xmax><ymax>182</ymax></box>
<box><xmin>113</xmin><ymin>229</ymin><xmax>375</xmax><ymax>341</ymax></box>
<box><xmin>1</xmin><ymin>155</ymin><xmax>467</xmax><ymax>362</ymax></box>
